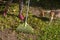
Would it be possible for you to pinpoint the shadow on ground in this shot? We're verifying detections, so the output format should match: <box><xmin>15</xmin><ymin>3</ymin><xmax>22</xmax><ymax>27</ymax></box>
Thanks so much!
<box><xmin>32</xmin><ymin>15</ymin><xmax>50</xmax><ymax>21</ymax></box>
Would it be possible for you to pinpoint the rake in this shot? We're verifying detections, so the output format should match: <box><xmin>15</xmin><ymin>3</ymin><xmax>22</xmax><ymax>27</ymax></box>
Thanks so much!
<box><xmin>16</xmin><ymin>0</ymin><xmax>34</xmax><ymax>33</ymax></box>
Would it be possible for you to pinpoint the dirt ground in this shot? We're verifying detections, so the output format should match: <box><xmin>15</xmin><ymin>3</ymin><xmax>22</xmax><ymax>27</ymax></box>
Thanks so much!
<box><xmin>0</xmin><ymin>28</ymin><xmax>37</xmax><ymax>40</ymax></box>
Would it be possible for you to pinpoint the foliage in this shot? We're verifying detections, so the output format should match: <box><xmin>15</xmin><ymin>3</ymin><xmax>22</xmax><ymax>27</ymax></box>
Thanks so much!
<box><xmin>0</xmin><ymin>3</ymin><xmax>60</xmax><ymax>40</ymax></box>
<box><xmin>1</xmin><ymin>0</ymin><xmax>60</xmax><ymax>9</ymax></box>
<box><xmin>30</xmin><ymin>0</ymin><xmax>60</xmax><ymax>9</ymax></box>
<box><xmin>28</xmin><ymin>13</ymin><xmax>60</xmax><ymax>40</ymax></box>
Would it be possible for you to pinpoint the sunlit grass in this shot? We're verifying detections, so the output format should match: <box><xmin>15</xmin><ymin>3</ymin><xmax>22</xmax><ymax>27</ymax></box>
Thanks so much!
<box><xmin>0</xmin><ymin>3</ymin><xmax>60</xmax><ymax>40</ymax></box>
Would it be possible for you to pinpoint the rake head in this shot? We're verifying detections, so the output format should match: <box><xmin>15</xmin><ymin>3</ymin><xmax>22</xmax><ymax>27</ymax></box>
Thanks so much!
<box><xmin>16</xmin><ymin>23</ymin><xmax>34</xmax><ymax>33</ymax></box>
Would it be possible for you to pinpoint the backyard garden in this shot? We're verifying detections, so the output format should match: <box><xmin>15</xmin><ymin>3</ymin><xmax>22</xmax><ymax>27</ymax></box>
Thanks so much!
<box><xmin>0</xmin><ymin>0</ymin><xmax>60</xmax><ymax>40</ymax></box>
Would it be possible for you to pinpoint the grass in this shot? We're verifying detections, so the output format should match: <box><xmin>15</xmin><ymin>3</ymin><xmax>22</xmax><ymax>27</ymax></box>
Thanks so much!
<box><xmin>0</xmin><ymin>3</ymin><xmax>60</xmax><ymax>40</ymax></box>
